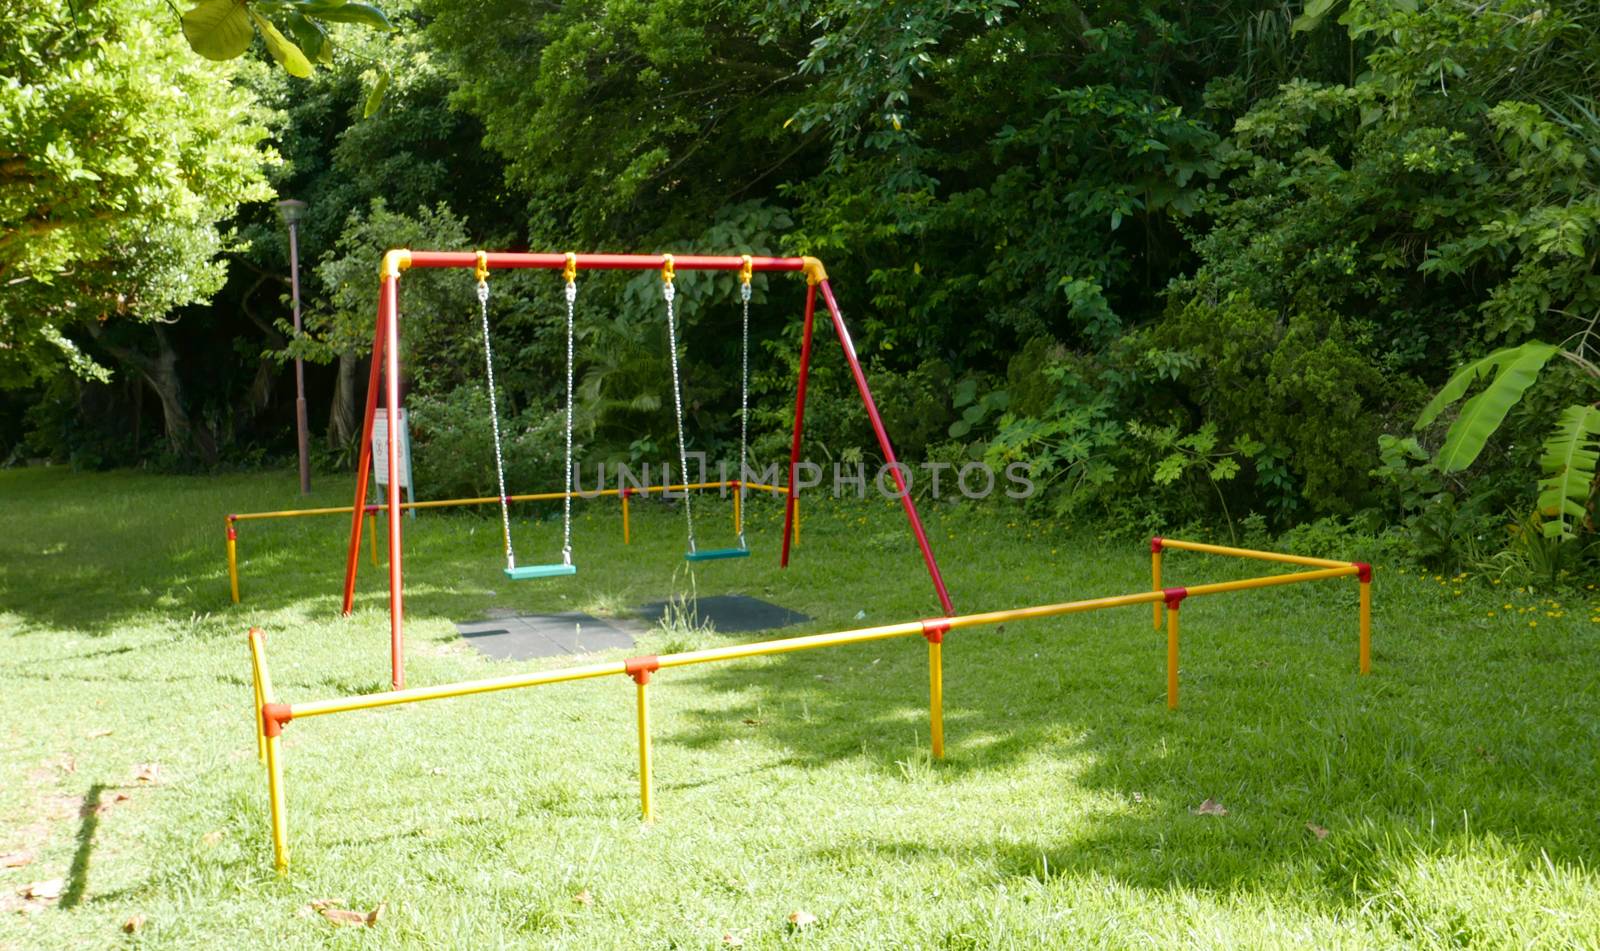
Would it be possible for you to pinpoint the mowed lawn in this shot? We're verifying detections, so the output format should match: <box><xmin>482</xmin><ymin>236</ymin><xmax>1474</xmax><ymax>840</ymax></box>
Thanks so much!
<box><xmin>1</xmin><ymin>466</ymin><xmax>1598</xmax><ymax>948</ymax></box>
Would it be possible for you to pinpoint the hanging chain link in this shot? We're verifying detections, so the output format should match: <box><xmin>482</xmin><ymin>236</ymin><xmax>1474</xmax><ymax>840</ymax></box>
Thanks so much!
<box><xmin>561</xmin><ymin>279</ymin><xmax>577</xmax><ymax>565</ymax></box>
<box><xmin>478</xmin><ymin>275</ymin><xmax>516</xmax><ymax>570</ymax></box>
<box><xmin>738</xmin><ymin>272</ymin><xmax>751</xmax><ymax>549</ymax></box>
<box><xmin>663</xmin><ymin>273</ymin><xmax>697</xmax><ymax>553</ymax></box>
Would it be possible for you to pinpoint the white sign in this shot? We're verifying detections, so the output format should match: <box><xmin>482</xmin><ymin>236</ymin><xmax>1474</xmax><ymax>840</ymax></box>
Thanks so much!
<box><xmin>371</xmin><ymin>409</ymin><xmax>416</xmax><ymax>516</ymax></box>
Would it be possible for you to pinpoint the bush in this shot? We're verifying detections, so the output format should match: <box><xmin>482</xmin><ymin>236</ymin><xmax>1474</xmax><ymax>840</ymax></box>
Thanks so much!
<box><xmin>407</xmin><ymin>386</ymin><xmax>572</xmax><ymax>501</ymax></box>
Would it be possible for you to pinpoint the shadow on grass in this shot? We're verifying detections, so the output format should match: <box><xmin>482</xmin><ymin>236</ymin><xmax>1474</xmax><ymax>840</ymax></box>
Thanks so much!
<box><xmin>654</xmin><ymin>594</ymin><xmax>1600</xmax><ymax>919</ymax></box>
<box><xmin>62</xmin><ymin>783</ymin><xmax>107</xmax><ymax>909</ymax></box>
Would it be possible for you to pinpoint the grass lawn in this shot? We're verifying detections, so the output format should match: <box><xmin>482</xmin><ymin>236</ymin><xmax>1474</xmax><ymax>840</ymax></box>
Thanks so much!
<box><xmin>2</xmin><ymin>466</ymin><xmax>1598</xmax><ymax>948</ymax></box>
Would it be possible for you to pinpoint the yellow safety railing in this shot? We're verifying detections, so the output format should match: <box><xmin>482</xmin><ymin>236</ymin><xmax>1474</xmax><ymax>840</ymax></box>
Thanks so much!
<box><xmin>225</xmin><ymin>480</ymin><xmax>795</xmax><ymax>603</ymax></box>
<box><xmin>247</xmin><ymin>538</ymin><xmax>1371</xmax><ymax>871</ymax></box>
<box><xmin>1150</xmin><ymin>536</ymin><xmax>1373</xmax><ymax>676</ymax></box>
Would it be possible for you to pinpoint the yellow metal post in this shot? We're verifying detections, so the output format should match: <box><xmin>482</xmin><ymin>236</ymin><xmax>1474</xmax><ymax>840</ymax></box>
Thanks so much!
<box><xmin>793</xmin><ymin>495</ymin><xmax>800</xmax><ymax>547</ymax></box>
<box><xmin>929</xmin><ymin>639</ymin><xmax>944</xmax><ymax>759</ymax></box>
<box><xmin>733</xmin><ymin>485</ymin><xmax>742</xmax><ymax>536</ymax></box>
<box><xmin>1359</xmin><ymin>573</ymin><xmax>1372</xmax><ymax>675</ymax></box>
<box><xmin>622</xmin><ymin>492</ymin><xmax>631</xmax><ymax>545</ymax></box>
<box><xmin>249</xmin><ymin>632</ymin><xmax>265</xmax><ymax>764</ymax></box>
<box><xmin>264</xmin><ymin>729</ymin><xmax>288</xmax><ymax>872</ymax></box>
<box><xmin>368</xmin><ymin>512</ymin><xmax>379</xmax><ymax>566</ymax></box>
<box><xmin>227</xmin><ymin>532</ymin><xmax>240</xmax><ymax>605</ymax></box>
<box><xmin>636</xmin><ymin>678</ymin><xmax>653</xmax><ymax>821</ymax></box>
<box><xmin>248</xmin><ymin>629</ymin><xmax>289</xmax><ymax>871</ymax></box>
<box><xmin>1151</xmin><ymin>544</ymin><xmax>1162</xmax><ymax>630</ymax></box>
<box><xmin>1166</xmin><ymin>601</ymin><xmax>1181</xmax><ymax>710</ymax></box>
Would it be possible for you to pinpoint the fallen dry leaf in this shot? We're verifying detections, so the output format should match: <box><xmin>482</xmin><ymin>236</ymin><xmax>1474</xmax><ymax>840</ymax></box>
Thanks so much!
<box><xmin>82</xmin><ymin>792</ymin><xmax>131</xmax><ymax>818</ymax></box>
<box><xmin>0</xmin><ymin>851</ymin><xmax>34</xmax><ymax>869</ymax></box>
<box><xmin>22</xmin><ymin>879</ymin><xmax>64</xmax><ymax>901</ymax></box>
<box><xmin>122</xmin><ymin>913</ymin><xmax>146</xmax><ymax>933</ymax></box>
<box><xmin>1306</xmin><ymin>822</ymin><xmax>1329</xmax><ymax>840</ymax></box>
<box><xmin>87</xmin><ymin>729</ymin><xmax>113</xmax><ymax>739</ymax></box>
<box><xmin>49</xmin><ymin>755</ymin><xmax>76</xmax><ymax>775</ymax></box>
<box><xmin>741</xmin><ymin>718</ymin><xmax>764</xmax><ymax>726</ymax></box>
<box><xmin>310</xmin><ymin>899</ymin><xmax>384</xmax><ymax>927</ymax></box>
<box><xmin>201</xmin><ymin>831</ymin><xmax>223</xmax><ymax>848</ymax></box>
<box><xmin>133</xmin><ymin>764</ymin><xmax>161</xmax><ymax>784</ymax></box>
<box><xmin>787</xmin><ymin>910</ymin><xmax>817</xmax><ymax>929</ymax></box>
<box><xmin>722</xmin><ymin>931</ymin><xmax>745</xmax><ymax>946</ymax></box>
<box><xmin>1192</xmin><ymin>798</ymin><xmax>1228</xmax><ymax>817</ymax></box>
<box><xmin>572</xmin><ymin>889</ymin><xmax>593</xmax><ymax>906</ymax></box>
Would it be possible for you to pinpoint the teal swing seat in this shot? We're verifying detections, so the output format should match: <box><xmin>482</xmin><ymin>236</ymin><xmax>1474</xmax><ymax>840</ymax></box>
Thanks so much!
<box><xmin>685</xmin><ymin>547</ymin><xmax>749</xmax><ymax>562</ymax></box>
<box><xmin>479</xmin><ymin>254</ymin><xmax>582</xmax><ymax>584</ymax></box>
<box><xmin>506</xmin><ymin>563</ymin><xmax>577</xmax><ymax>580</ymax></box>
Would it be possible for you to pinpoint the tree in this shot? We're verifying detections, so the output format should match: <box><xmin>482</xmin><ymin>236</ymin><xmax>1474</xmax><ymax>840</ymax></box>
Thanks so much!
<box><xmin>0</xmin><ymin>0</ymin><xmax>275</xmax><ymax>459</ymax></box>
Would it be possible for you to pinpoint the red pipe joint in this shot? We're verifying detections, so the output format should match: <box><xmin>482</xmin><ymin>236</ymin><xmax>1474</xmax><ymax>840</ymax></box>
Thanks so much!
<box><xmin>625</xmin><ymin>655</ymin><xmax>660</xmax><ymax>685</ymax></box>
<box><xmin>621</xmin><ymin>487</ymin><xmax>636</xmax><ymax>499</ymax></box>
<box><xmin>226</xmin><ymin>522</ymin><xmax>237</xmax><ymax>541</ymax></box>
<box><xmin>1354</xmin><ymin>562</ymin><xmax>1372</xmax><ymax>584</ymax></box>
<box><xmin>920</xmin><ymin>618</ymin><xmax>951</xmax><ymax>644</ymax></box>
<box><xmin>1151</xmin><ymin>536</ymin><xmax>1164</xmax><ymax>553</ymax></box>
<box><xmin>262</xmin><ymin>703</ymin><xmax>293</xmax><ymax>738</ymax></box>
<box><xmin>1163</xmin><ymin>587</ymin><xmax>1188</xmax><ymax>611</ymax></box>
<box><xmin>728</xmin><ymin>479</ymin><xmax>740</xmax><ymax>490</ymax></box>
<box><xmin>363</xmin><ymin>504</ymin><xmax>381</xmax><ymax>514</ymax></box>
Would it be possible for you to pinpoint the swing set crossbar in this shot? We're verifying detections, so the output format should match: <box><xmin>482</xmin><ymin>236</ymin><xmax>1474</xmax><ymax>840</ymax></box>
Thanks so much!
<box><xmin>396</xmin><ymin>251</ymin><xmax>812</xmax><ymax>274</ymax></box>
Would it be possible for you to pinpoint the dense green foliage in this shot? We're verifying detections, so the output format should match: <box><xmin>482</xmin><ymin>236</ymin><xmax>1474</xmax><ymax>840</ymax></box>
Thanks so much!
<box><xmin>0</xmin><ymin>0</ymin><xmax>274</xmax><ymax>462</ymax></box>
<box><xmin>3</xmin><ymin>0</ymin><xmax>1598</xmax><ymax>573</ymax></box>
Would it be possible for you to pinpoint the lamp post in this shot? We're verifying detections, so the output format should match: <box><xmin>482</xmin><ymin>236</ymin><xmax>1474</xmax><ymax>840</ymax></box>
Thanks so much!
<box><xmin>277</xmin><ymin>198</ymin><xmax>312</xmax><ymax>496</ymax></box>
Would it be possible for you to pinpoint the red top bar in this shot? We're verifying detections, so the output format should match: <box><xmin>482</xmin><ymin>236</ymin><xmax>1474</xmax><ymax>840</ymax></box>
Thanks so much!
<box><xmin>407</xmin><ymin>252</ymin><xmax>806</xmax><ymax>272</ymax></box>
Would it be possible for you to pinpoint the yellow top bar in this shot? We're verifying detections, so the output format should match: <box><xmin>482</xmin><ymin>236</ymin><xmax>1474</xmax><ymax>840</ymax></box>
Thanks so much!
<box><xmin>1160</xmin><ymin>538</ymin><xmax>1351</xmax><ymax>569</ymax></box>
<box><xmin>292</xmin><ymin>659</ymin><xmax>627</xmax><ymax>719</ymax></box>
<box><xmin>276</xmin><ymin>565</ymin><xmax>1363</xmax><ymax>721</ymax></box>
<box><xmin>657</xmin><ymin>621</ymin><xmax>925</xmax><ymax>670</ymax></box>
<box><xmin>1184</xmin><ymin>565</ymin><xmax>1357</xmax><ymax>596</ymax></box>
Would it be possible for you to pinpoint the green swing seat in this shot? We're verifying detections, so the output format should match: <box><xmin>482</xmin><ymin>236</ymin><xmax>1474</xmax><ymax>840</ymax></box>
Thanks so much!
<box><xmin>685</xmin><ymin>547</ymin><xmax>749</xmax><ymax>562</ymax></box>
<box><xmin>505</xmin><ymin>563</ymin><xmax>577</xmax><ymax>580</ymax></box>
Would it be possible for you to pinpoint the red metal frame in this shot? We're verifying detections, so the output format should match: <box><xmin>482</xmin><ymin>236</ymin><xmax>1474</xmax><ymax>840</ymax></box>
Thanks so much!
<box><xmin>781</xmin><ymin>283</ymin><xmax>817</xmax><ymax>568</ymax></box>
<box><xmin>342</xmin><ymin>252</ymin><xmax>955</xmax><ymax>688</ymax></box>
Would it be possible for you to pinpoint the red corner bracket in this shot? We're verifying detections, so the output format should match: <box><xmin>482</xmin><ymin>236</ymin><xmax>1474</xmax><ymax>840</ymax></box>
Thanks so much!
<box><xmin>1163</xmin><ymin>586</ymin><xmax>1188</xmax><ymax>610</ymax></box>
<box><xmin>1354</xmin><ymin>562</ymin><xmax>1372</xmax><ymax>583</ymax></box>
<box><xmin>920</xmin><ymin>618</ymin><xmax>951</xmax><ymax>644</ymax></box>
<box><xmin>1151</xmin><ymin>536</ymin><xmax>1164</xmax><ymax>553</ymax></box>
<box><xmin>262</xmin><ymin>703</ymin><xmax>293</xmax><ymax>737</ymax></box>
<box><xmin>625</xmin><ymin>655</ymin><xmax>660</xmax><ymax>685</ymax></box>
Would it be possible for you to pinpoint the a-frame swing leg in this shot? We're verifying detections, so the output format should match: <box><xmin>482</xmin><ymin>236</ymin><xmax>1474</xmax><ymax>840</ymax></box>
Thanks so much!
<box><xmin>818</xmin><ymin>279</ymin><xmax>955</xmax><ymax>616</ymax></box>
<box><xmin>780</xmin><ymin>283</ymin><xmax>816</xmax><ymax>568</ymax></box>
<box><xmin>340</xmin><ymin>266</ymin><xmax>407</xmax><ymax>689</ymax></box>
<box><xmin>340</xmin><ymin>293</ymin><xmax>389</xmax><ymax>616</ymax></box>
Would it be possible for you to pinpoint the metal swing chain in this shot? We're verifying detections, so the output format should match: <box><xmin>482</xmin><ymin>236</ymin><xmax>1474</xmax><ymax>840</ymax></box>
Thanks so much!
<box><xmin>662</xmin><ymin>256</ymin><xmax>697</xmax><ymax>553</ymax></box>
<box><xmin>476</xmin><ymin>255</ymin><xmax>516</xmax><ymax>571</ymax></box>
<box><xmin>561</xmin><ymin>257</ymin><xmax>577</xmax><ymax>566</ymax></box>
<box><xmin>738</xmin><ymin>256</ymin><xmax>752</xmax><ymax>549</ymax></box>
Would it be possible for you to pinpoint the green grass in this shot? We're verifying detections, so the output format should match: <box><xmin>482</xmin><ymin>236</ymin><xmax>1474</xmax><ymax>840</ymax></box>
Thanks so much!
<box><xmin>2</xmin><ymin>467</ymin><xmax>1598</xmax><ymax>948</ymax></box>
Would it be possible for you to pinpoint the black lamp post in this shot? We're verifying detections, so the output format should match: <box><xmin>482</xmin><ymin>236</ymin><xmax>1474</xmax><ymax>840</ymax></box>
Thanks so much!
<box><xmin>277</xmin><ymin>198</ymin><xmax>312</xmax><ymax>496</ymax></box>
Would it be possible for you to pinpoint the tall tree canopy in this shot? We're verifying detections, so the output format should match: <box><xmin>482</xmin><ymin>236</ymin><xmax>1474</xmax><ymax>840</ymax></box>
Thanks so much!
<box><xmin>0</xmin><ymin>0</ymin><xmax>274</xmax><ymax>390</ymax></box>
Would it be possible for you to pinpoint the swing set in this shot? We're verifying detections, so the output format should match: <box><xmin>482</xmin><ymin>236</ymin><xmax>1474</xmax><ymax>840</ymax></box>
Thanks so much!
<box><xmin>242</xmin><ymin>248</ymin><xmax>1380</xmax><ymax>874</ymax></box>
<box><xmin>342</xmin><ymin>251</ymin><xmax>955</xmax><ymax>689</ymax></box>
